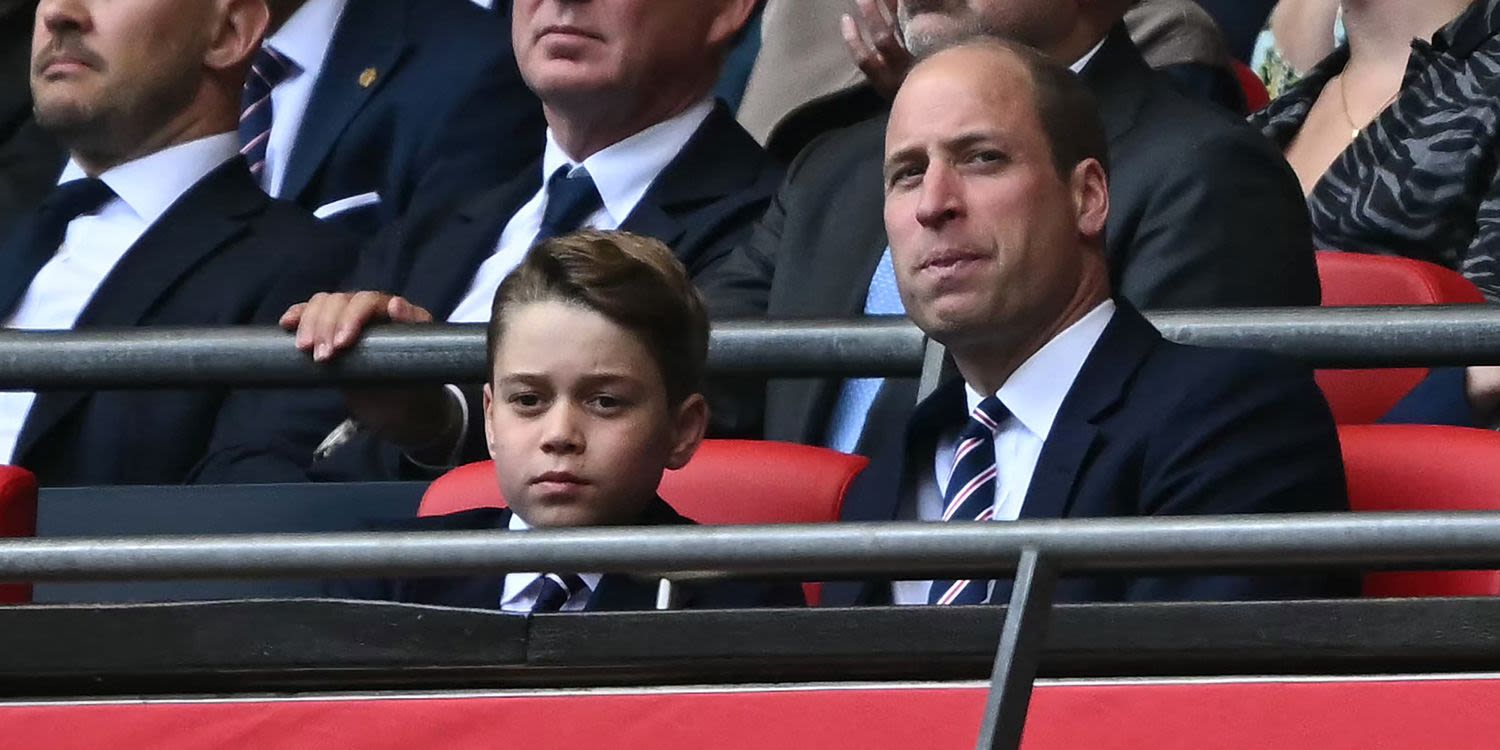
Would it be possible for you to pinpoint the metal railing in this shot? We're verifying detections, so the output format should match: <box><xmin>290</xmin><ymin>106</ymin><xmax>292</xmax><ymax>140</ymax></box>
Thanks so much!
<box><xmin>1</xmin><ymin>512</ymin><xmax>1497</xmax><ymax>749</ymax></box>
<box><xmin>1</xmin><ymin>305</ymin><xmax>1499</xmax><ymax>387</ymax></box>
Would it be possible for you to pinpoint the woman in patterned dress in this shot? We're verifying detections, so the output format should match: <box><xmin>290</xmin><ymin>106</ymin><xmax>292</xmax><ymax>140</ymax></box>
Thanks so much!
<box><xmin>1251</xmin><ymin>0</ymin><xmax>1500</xmax><ymax>424</ymax></box>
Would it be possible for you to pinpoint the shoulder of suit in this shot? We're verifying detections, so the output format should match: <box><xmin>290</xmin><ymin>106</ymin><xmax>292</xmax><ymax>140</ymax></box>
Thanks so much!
<box><xmin>780</xmin><ymin>113</ymin><xmax>887</xmax><ymax>185</ymax></box>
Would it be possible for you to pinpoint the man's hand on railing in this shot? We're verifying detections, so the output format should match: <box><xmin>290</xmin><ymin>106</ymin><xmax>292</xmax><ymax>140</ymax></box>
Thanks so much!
<box><xmin>282</xmin><ymin>292</ymin><xmax>464</xmax><ymax>463</ymax></box>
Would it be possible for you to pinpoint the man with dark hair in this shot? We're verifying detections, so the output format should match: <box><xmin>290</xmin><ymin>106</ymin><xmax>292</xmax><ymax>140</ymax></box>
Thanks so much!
<box><xmin>826</xmin><ymin>39</ymin><xmax>1348</xmax><ymax>606</ymax></box>
<box><xmin>237</xmin><ymin>0</ymin><xmax>544</xmax><ymax>235</ymax></box>
<box><xmin>193</xmin><ymin>0</ymin><xmax>780</xmax><ymax>484</ymax></box>
<box><xmin>699</xmin><ymin>0</ymin><xmax>1318</xmax><ymax>451</ymax></box>
<box><xmin>3</xmin><ymin>0</ymin><xmax>356</xmax><ymax>486</ymax></box>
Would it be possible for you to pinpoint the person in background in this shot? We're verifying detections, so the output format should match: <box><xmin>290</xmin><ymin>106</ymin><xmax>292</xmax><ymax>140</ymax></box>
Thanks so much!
<box><xmin>5</xmin><ymin>0</ymin><xmax>356</xmax><ymax>486</ymax></box>
<box><xmin>1251</xmin><ymin>0</ymin><xmax>1500</xmax><ymax>425</ymax></box>
<box><xmin>192</xmin><ymin>0</ymin><xmax>779</xmax><ymax>485</ymax></box>
<box><xmin>243</xmin><ymin>0</ymin><xmax>545</xmax><ymax>235</ymax></box>
<box><xmin>0</xmin><ymin>0</ymin><xmax>62</xmax><ymax>230</ymax></box>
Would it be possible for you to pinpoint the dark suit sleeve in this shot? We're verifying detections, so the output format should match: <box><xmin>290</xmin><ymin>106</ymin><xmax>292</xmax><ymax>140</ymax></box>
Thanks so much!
<box><xmin>1127</xmin><ymin>352</ymin><xmax>1354</xmax><ymax>601</ymax></box>
<box><xmin>696</xmin><ymin>129</ymin><xmax>833</xmax><ymax>319</ymax></box>
<box><xmin>190</xmin><ymin>221</ymin><xmax>411</xmax><ymax>484</ymax></box>
<box><xmin>1115</xmin><ymin>128</ymin><xmax>1321</xmax><ymax>309</ymax></box>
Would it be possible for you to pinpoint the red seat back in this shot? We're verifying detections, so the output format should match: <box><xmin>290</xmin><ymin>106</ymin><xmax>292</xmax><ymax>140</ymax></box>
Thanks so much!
<box><xmin>0</xmin><ymin>466</ymin><xmax>37</xmax><ymax>604</ymax></box>
<box><xmin>1315</xmin><ymin>252</ymin><xmax>1485</xmax><ymax>423</ymax></box>
<box><xmin>1232</xmin><ymin>60</ymin><xmax>1270</xmax><ymax>113</ymax></box>
<box><xmin>1340</xmin><ymin>424</ymin><xmax>1500</xmax><ymax>596</ymax></box>
<box><xmin>421</xmin><ymin>440</ymin><xmax>869</xmax><ymax>605</ymax></box>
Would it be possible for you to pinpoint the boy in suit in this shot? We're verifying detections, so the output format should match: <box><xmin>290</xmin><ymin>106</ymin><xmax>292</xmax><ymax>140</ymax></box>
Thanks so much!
<box><xmin>351</xmin><ymin>230</ymin><xmax>802</xmax><ymax>611</ymax></box>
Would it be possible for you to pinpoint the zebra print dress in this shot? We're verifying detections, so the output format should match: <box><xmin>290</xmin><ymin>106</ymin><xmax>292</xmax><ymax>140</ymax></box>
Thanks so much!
<box><xmin>1251</xmin><ymin>0</ymin><xmax>1500</xmax><ymax>301</ymax></box>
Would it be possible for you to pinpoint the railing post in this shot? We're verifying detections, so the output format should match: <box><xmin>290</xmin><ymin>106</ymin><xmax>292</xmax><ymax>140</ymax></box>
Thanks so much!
<box><xmin>976</xmin><ymin>547</ymin><xmax>1058</xmax><ymax>750</ymax></box>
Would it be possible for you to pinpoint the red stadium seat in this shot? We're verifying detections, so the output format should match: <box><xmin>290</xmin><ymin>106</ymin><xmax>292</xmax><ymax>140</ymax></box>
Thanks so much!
<box><xmin>1315</xmin><ymin>252</ymin><xmax>1486</xmax><ymax>423</ymax></box>
<box><xmin>421</xmin><ymin>440</ymin><xmax>869</xmax><ymax>605</ymax></box>
<box><xmin>1340</xmin><ymin>424</ymin><xmax>1500</xmax><ymax>597</ymax></box>
<box><xmin>0</xmin><ymin>465</ymin><xmax>37</xmax><ymax>604</ymax></box>
<box><xmin>1233</xmin><ymin>60</ymin><xmax>1270</xmax><ymax>113</ymax></box>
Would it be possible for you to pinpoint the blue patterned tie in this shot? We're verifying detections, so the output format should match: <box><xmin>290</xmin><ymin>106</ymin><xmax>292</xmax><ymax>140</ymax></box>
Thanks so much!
<box><xmin>239</xmin><ymin>46</ymin><xmax>298</xmax><ymax>185</ymax></box>
<box><xmin>534</xmin><ymin>166</ymin><xmax>604</xmax><ymax>244</ymax></box>
<box><xmin>530</xmin><ymin>573</ymin><xmax>589</xmax><ymax>613</ymax></box>
<box><xmin>0</xmin><ymin>178</ymin><xmax>115</xmax><ymax>319</ymax></box>
<box><xmin>825</xmin><ymin>247</ymin><xmax>905</xmax><ymax>453</ymax></box>
<box><xmin>928</xmin><ymin>396</ymin><xmax>1009</xmax><ymax>605</ymax></box>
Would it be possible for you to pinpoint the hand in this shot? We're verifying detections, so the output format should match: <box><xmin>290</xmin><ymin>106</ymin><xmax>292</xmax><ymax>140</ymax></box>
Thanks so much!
<box><xmin>841</xmin><ymin>0</ymin><xmax>912</xmax><ymax>101</ymax></box>
<box><xmin>1466</xmin><ymin>366</ymin><xmax>1500</xmax><ymax>425</ymax></box>
<box><xmin>281</xmin><ymin>291</ymin><xmax>434</xmax><ymax>363</ymax></box>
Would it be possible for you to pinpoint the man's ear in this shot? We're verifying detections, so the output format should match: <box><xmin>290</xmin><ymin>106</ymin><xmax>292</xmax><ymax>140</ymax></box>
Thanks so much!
<box><xmin>705</xmin><ymin>0</ymin><xmax>759</xmax><ymax>50</ymax></box>
<box><xmin>482</xmin><ymin>383</ymin><xmax>498</xmax><ymax>460</ymax></box>
<box><xmin>664</xmin><ymin>393</ymin><xmax>709</xmax><ymax>471</ymax></box>
<box><xmin>1071</xmin><ymin>157</ymin><xmax>1109</xmax><ymax>239</ymax></box>
<box><xmin>205</xmin><ymin>0</ymin><xmax>270</xmax><ymax>73</ymax></box>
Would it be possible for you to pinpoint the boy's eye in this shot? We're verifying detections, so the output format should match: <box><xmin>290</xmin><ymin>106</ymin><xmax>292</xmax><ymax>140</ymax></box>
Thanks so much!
<box><xmin>509</xmin><ymin>392</ymin><xmax>545</xmax><ymax>411</ymax></box>
<box><xmin>589</xmin><ymin>394</ymin><xmax>628</xmax><ymax>411</ymax></box>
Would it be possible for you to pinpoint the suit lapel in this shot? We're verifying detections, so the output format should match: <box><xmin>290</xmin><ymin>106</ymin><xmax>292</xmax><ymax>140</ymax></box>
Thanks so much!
<box><xmin>403</xmin><ymin>163</ymin><xmax>542</xmax><ymax>317</ymax></box>
<box><xmin>1018</xmin><ymin>303</ymin><xmax>1160</xmax><ymax>521</ymax></box>
<box><xmin>280</xmin><ymin>0</ymin><xmax>410</xmax><ymax>203</ymax></box>
<box><xmin>14</xmin><ymin>160</ymin><xmax>263</xmax><ymax>463</ymax></box>
<box><xmin>585</xmin><ymin>496</ymin><xmax>694</xmax><ymax>612</ymax></box>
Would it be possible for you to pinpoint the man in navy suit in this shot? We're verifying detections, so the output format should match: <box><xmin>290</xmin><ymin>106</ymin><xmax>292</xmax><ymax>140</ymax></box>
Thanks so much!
<box><xmin>192</xmin><ymin>0</ymin><xmax>778</xmax><ymax>484</ymax></box>
<box><xmin>821</xmin><ymin>39</ymin><xmax>1351</xmax><ymax>607</ymax></box>
<box><xmin>243</xmin><ymin>0</ymin><xmax>545</xmax><ymax>235</ymax></box>
<box><xmin>5</xmin><ymin>0</ymin><xmax>357</xmax><ymax>486</ymax></box>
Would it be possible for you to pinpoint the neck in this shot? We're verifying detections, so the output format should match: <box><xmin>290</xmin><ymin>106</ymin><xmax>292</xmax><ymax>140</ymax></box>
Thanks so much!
<box><xmin>1047</xmin><ymin>10</ymin><xmax>1120</xmax><ymax>67</ymax></box>
<box><xmin>1343</xmin><ymin>0</ymin><xmax>1470</xmax><ymax>68</ymax></box>
<box><xmin>544</xmin><ymin>88</ymin><xmax>707</xmax><ymax>163</ymax></box>
<box><xmin>951</xmin><ymin>262</ymin><xmax>1110</xmax><ymax>396</ymax></box>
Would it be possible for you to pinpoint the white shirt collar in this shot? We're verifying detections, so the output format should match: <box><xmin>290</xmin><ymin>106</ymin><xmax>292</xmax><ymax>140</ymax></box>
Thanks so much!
<box><xmin>1070</xmin><ymin>37</ymin><xmax>1108</xmax><ymax>74</ymax></box>
<box><xmin>266</xmin><ymin>0</ymin><xmax>347</xmax><ymax>75</ymax></box>
<box><xmin>965</xmin><ymin>300</ymin><xmax>1116</xmax><ymax>441</ymax></box>
<box><xmin>504</xmin><ymin>511</ymin><xmax>605</xmax><ymax>594</ymax></box>
<box><xmin>540</xmin><ymin>98</ymin><xmax>715</xmax><ymax>226</ymax></box>
<box><xmin>57</xmin><ymin>132</ymin><xmax>242</xmax><ymax>226</ymax></box>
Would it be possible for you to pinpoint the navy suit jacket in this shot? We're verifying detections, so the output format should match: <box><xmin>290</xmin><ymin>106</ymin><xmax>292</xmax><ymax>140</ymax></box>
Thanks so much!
<box><xmin>191</xmin><ymin>103</ymin><xmax>783</xmax><ymax>484</ymax></box>
<box><xmin>5</xmin><ymin>159</ymin><xmax>359</xmax><ymax>486</ymax></box>
<box><xmin>821</xmin><ymin>303</ymin><xmax>1355</xmax><ymax>607</ymax></box>
<box><xmin>337</xmin><ymin>498</ymin><xmax>805</xmax><ymax>610</ymax></box>
<box><xmin>276</xmin><ymin>0</ymin><xmax>543</xmax><ymax>235</ymax></box>
<box><xmin>698</xmin><ymin>25</ymin><xmax>1317</xmax><ymax>444</ymax></box>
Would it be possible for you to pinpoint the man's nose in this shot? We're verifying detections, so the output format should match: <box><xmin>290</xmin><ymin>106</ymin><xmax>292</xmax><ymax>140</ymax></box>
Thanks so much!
<box><xmin>915</xmin><ymin>162</ymin><xmax>963</xmax><ymax>228</ymax></box>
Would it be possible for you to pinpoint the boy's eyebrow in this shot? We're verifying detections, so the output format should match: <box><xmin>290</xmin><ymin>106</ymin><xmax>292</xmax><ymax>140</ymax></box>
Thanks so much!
<box><xmin>495</xmin><ymin>371</ymin><xmax>647</xmax><ymax>387</ymax></box>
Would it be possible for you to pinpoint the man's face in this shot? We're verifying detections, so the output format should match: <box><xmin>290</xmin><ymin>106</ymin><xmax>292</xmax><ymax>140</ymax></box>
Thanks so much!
<box><xmin>31</xmin><ymin>0</ymin><xmax>211</xmax><ymax>148</ymax></box>
<box><xmin>511</xmin><ymin>0</ymin><xmax>738</xmax><ymax>106</ymax></box>
<box><xmin>483</xmin><ymin>300</ymin><xmax>701</xmax><ymax>528</ymax></box>
<box><xmin>897</xmin><ymin>0</ymin><xmax>1078</xmax><ymax>57</ymax></box>
<box><xmin>883</xmin><ymin>49</ymin><xmax>1092</xmax><ymax>349</ymax></box>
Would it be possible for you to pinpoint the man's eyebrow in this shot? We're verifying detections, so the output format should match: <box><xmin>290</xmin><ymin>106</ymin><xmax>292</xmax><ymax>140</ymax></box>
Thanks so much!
<box><xmin>885</xmin><ymin>131</ymin><xmax>1005</xmax><ymax>170</ymax></box>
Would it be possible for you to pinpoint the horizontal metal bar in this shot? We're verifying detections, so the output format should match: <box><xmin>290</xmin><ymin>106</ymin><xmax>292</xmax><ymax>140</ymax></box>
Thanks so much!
<box><xmin>6</xmin><ymin>512</ymin><xmax>1500</xmax><ymax>582</ymax></box>
<box><xmin>0</xmin><ymin>306</ymin><xmax>1497</xmax><ymax>389</ymax></box>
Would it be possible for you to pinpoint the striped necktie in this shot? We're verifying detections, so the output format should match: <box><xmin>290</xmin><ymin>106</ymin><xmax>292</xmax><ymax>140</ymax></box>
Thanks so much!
<box><xmin>530</xmin><ymin>573</ymin><xmax>589</xmax><ymax>613</ymax></box>
<box><xmin>928</xmin><ymin>396</ymin><xmax>1009</xmax><ymax>606</ymax></box>
<box><xmin>239</xmin><ymin>46</ymin><xmax>298</xmax><ymax>186</ymax></box>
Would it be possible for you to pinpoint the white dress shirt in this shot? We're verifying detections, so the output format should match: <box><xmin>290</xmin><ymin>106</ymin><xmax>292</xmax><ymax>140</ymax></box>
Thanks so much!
<box><xmin>0</xmin><ymin>133</ymin><xmax>243</xmax><ymax>463</ymax></box>
<box><xmin>259</xmin><ymin>0</ymin><xmax>348</xmax><ymax>197</ymax></box>
<box><xmin>446</xmin><ymin>98</ymin><xmax>715</xmax><ymax>323</ymax></box>
<box><xmin>499</xmin><ymin>512</ymin><xmax>603</xmax><ymax>613</ymax></box>
<box><xmin>891</xmin><ymin>300</ymin><xmax>1116</xmax><ymax>605</ymax></box>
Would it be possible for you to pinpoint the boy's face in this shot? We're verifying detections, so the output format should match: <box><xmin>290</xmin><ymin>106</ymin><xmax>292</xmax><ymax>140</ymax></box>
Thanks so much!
<box><xmin>482</xmin><ymin>300</ymin><xmax>707</xmax><ymax>527</ymax></box>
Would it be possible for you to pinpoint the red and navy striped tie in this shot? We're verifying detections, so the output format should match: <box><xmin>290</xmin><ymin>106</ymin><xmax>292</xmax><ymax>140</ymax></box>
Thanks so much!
<box><xmin>238</xmin><ymin>46</ymin><xmax>297</xmax><ymax>186</ymax></box>
<box><xmin>928</xmin><ymin>396</ymin><xmax>1008</xmax><ymax>605</ymax></box>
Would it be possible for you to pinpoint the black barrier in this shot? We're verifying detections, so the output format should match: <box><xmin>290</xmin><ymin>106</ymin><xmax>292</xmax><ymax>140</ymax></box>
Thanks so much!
<box><xmin>2</xmin><ymin>305</ymin><xmax>1500</xmax><ymax>388</ymax></box>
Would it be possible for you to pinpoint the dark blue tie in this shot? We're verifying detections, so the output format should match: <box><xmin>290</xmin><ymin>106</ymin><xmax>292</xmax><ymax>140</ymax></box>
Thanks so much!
<box><xmin>534</xmin><ymin>166</ymin><xmax>604</xmax><ymax>244</ymax></box>
<box><xmin>530</xmin><ymin>573</ymin><xmax>589</xmax><ymax>613</ymax></box>
<box><xmin>0</xmin><ymin>178</ymin><xmax>115</xmax><ymax>319</ymax></box>
<box><xmin>928</xmin><ymin>395</ymin><xmax>1009</xmax><ymax>606</ymax></box>
<box><xmin>239</xmin><ymin>46</ymin><xmax>298</xmax><ymax>185</ymax></box>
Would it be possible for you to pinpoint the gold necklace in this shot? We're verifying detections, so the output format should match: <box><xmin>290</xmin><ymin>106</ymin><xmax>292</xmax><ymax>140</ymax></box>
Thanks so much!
<box><xmin>1337</xmin><ymin>73</ymin><xmax>1399</xmax><ymax>140</ymax></box>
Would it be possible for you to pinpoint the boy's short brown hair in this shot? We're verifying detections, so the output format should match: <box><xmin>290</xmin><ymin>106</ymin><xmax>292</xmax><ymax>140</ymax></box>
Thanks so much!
<box><xmin>487</xmin><ymin>230</ymin><xmax>709</xmax><ymax>405</ymax></box>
